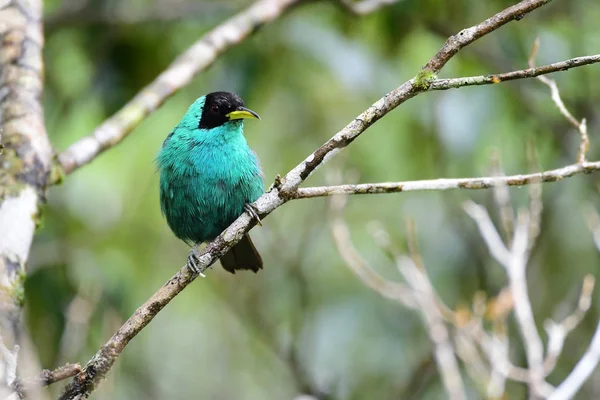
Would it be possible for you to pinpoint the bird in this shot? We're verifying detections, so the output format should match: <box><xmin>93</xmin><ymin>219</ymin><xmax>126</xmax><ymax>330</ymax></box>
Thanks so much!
<box><xmin>156</xmin><ymin>91</ymin><xmax>264</xmax><ymax>274</ymax></box>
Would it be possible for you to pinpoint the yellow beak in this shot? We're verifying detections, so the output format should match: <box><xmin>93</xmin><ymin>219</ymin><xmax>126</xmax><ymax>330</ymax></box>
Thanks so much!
<box><xmin>226</xmin><ymin>107</ymin><xmax>261</xmax><ymax>121</ymax></box>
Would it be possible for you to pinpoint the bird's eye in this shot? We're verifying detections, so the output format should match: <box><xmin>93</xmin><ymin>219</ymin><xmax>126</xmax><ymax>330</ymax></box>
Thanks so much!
<box><xmin>211</xmin><ymin>105</ymin><xmax>220</xmax><ymax>113</ymax></box>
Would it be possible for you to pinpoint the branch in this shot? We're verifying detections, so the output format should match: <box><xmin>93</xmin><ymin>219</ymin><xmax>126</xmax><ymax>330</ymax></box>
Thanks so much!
<box><xmin>528</xmin><ymin>38</ymin><xmax>589</xmax><ymax>164</ymax></box>
<box><xmin>329</xmin><ymin>196</ymin><xmax>417</xmax><ymax>307</ymax></box>
<box><xmin>549</xmin><ymin>322</ymin><xmax>600</xmax><ymax>400</ymax></box>
<box><xmin>507</xmin><ymin>212</ymin><xmax>546</xmax><ymax>397</ymax></box>
<box><xmin>56</xmin><ymin>0</ymin><xmax>304</xmax><ymax>176</ymax></box>
<box><xmin>21</xmin><ymin>363</ymin><xmax>82</xmax><ymax>388</ymax></box>
<box><xmin>292</xmin><ymin>161</ymin><xmax>600</xmax><ymax>199</ymax></box>
<box><xmin>465</xmin><ymin>203</ymin><xmax>549</xmax><ymax>396</ymax></box>
<box><xmin>59</xmin><ymin>1</ymin><xmax>586</xmax><ymax>398</ymax></box>
<box><xmin>330</xmin><ymin>192</ymin><xmax>466</xmax><ymax>399</ymax></box>
<box><xmin>422</xmin><ymin>0</ymin><xmax>552</xmax><ymax>72</ymax></box>
<box><xmin>428</xmin><ymin>54</ymin><xmax>600</xmax><ymax>90</ymax></box>
<box><xmin>546</xmin><ymin>210</ymin><xmax>600</xmax><ymax>399</ymax></box>
<box><xmin>0</xmin><ymin>0</ymin><xmax>52</xmax><ymax>395</ymax></box>
<box><xmin>395</xmin><ymin>256</ymin><xmax>466</xmax><ymax>400</ymax></box>
<box><xmin>543</xmin><ymin>275</ymin><xmax>595</xmax><ymax>376</ymax></box>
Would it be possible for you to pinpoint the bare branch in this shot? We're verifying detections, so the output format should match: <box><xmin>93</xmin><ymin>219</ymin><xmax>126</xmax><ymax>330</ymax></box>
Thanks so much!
<box><xmin>429</xmin><ymin>54</ymin><xmax>600</xmax><ymax>91</ymax></box>
<box><xmin>507</xmin><ymin>211</ymin><xmax>546</xmax><ymax>396</ymax></box>
<box><xmin>329</xmin><ymin>195</ymin><xmax>416</xmax><ymax>307</ymax></box>
<box><xmin>463</xmin><ymin>201</ymin><xmax>511</xmax><ymax>266</ymax></box>
<box><xmin>336</xmin><ymin>205</ymin><xmax>466</xmax><ymax>398</ymax></box>
<box><xmin>465</xmin><ymin>204</ymin><xmax>548</xmax><ymax>396</ymax></box>
<box><xmin>423</xmin><ymin>0</ymin><xmax>552</xmax><ymax>72</ymax></box>
<box><xmin>57</xmin><ymin>0</ymin><xmax>304</xmax><ymax>176</ymax></box>
<box><xmin>543</xmin><ymin>275</ymin><xmax>596</xmax><ymax>376</ymax></box>
<box><xmin>544</xmin><ymin>211</ymin><xmax>600</xmax><ymax>399</ymax></box>
<box><xmin>291</xmin><ymin>162</ymin><xmax>600</xmax><ymax>199</ymax></box>
<box><xmin>549</xmin><ymin>321</ymin><xmax>600</xmax><ymax>400</ymax></box>
<box><xmin>528</xmin><ymin>38</ymin><xmax>590</xmax><ymax>164</ymax></box>
<box><xmin>21</xmin><ymin>363</ymin><xmax>82</xmax><ymax>388</ymax></box>
<box><xmin>395</xmin><ymin>256</ymin><xmax>466</xmax><ymax>400</ymax></box>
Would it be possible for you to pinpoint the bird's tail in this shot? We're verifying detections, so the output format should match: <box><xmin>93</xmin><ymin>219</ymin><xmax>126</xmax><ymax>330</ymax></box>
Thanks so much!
<box><xmin>221</xmin><ymin>234</ymin><xmax>263</xmax><ymax>274</ymax></box>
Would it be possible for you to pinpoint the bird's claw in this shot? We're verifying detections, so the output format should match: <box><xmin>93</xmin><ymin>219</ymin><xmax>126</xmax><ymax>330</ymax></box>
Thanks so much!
<box><xmin>244</xmin><ymin>203</ymin><xmax>262</xmax><ymax>226</ymax></box>
<box><xmin>186</xmin><ymin>247</ymin><xmax>206</xmax><ymax>277</ymax></box>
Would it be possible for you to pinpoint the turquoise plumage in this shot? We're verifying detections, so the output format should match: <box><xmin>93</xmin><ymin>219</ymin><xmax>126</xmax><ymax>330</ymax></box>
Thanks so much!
<box><xmin>157</xmin><ymin>92</ymin><xmax>264</xmax><ymax>273</ymax></box>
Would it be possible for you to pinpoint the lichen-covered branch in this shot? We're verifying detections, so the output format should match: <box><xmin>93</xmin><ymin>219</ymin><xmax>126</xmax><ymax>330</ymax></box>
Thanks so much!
<box><xmin>58</xmin><ymin>1</ymin><xmax>593</xmax><ymax>398</ymax></box>
<box><xmin>0</xmin><ymin>0</ymin><xmax>52</xmax><ymax>394</ymax></box>
<box><xmin>56</xmin><ymin>0</ymin><xmax>304</xmax><ymax>176</ymax></box>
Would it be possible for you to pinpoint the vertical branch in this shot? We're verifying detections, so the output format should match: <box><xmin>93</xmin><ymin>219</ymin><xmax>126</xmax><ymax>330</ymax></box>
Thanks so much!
<box><xmin>395</xmin><ymin>257</ymin><xmax>466</xmax><ymax>400</ymax></box>
<box><xmin>0</xmin><ymin>0</ymin><xmax>52</xmax><ymax>391</ymax></box>
<box><xmin>508</xmin><ymin>212</ymin><xmax>545</xmax><ymax>398</ymax></box>
<box><xmin>465</xmin><ymin>203</ymin><xmax>547</xmax><ymax>397</ymax></box>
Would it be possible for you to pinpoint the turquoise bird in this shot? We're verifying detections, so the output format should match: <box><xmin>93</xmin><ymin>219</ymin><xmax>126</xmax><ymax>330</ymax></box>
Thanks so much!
<box><xmin>157</xmin><ymin>92</ymin><xmax>264</xmax><ymax>273</ymax></box>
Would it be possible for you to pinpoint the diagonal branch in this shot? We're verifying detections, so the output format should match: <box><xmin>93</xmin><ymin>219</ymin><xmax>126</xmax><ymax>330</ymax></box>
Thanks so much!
<box><xmin>528</xmin><ymin>38</ymin><xmax>589</xmax><ymax>164</ymax></box>
<box><xmin>59</xmin><ymin>1</ymin><xmax>587</xmax><ymax>398</ymax></box>
<box><xmin>56</xmin><ymin>0</ymin><xmax>304</xmax><ymax>177</ymax></box>
<box><xmin>422</xmin><ymin>0</ymin><xmax>553</xmax><ymax>72</ymax></box>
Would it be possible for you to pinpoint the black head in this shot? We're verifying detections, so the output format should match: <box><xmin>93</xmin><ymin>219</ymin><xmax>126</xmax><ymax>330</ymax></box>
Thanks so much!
<box><xmin>198</xmin><ymin>91</ymin><xmax>260</xmax><ymax>130</ymax></box>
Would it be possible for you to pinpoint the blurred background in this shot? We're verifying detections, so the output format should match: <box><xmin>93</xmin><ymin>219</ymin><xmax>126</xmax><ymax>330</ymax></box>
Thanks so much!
<box><xmin>27</xmin><ymin>0</ymin><xmax>600</xmax><ymax>398</ymax></box>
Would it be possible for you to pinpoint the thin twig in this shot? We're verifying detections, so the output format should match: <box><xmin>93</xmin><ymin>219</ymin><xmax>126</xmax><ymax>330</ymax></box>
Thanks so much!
<box><xmin>395</xmin><ymin>256</ymin><xmax>466</xmax><ymax>400</ymax></box>
<box><xmin>329</xmin><ymin>196</ymin><xmax>416</xmax><ymax>307</ymax></box>
<box><xmin>527</xmin><ymin>38</ymin><xmax>590</xmax><ymax>164</ymax></box>
<box><xmin>463</xmin><ymin>201</ymin><xmax>511</xmax><ymax>266</ymax></box>
<box><xmin>21</xmin><ymin>363</ymin><xmax>82</xmax><ymax>388</ymax></box>
<box><xmin>549</xmin><ymin>321</ymin><xmax>600</xmax><ymax>400</ymax></box>
<box><xmin>543</xmin><ymin>275</ymin><xmax>596</xmax><ymax>376</ymax></box>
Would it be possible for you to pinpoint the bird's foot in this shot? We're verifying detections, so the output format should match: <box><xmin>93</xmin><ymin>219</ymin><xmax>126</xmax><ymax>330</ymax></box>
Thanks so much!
<box><xmin>186</xmin><ymin>246</ymin><xmax>206</xmax><ymax>277</ymax></box>
<box><xmin>244</xmin><ymin>203</ymin><xmax>262</xmax><ymax>226</ymax></box>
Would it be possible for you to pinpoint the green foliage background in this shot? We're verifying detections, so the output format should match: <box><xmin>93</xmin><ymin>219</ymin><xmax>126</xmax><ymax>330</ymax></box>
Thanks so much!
<box><xmin>28</xmin><ymin>0</ymin><xmax>600</xmax><ymax>398</ymax></box>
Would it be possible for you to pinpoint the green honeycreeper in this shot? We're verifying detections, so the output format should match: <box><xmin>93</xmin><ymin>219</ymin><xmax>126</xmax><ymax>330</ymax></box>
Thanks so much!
<box><xmin>157</xmin><ymin>92</ymin><xmax>264</xmax><ymax>273</ymax></box>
